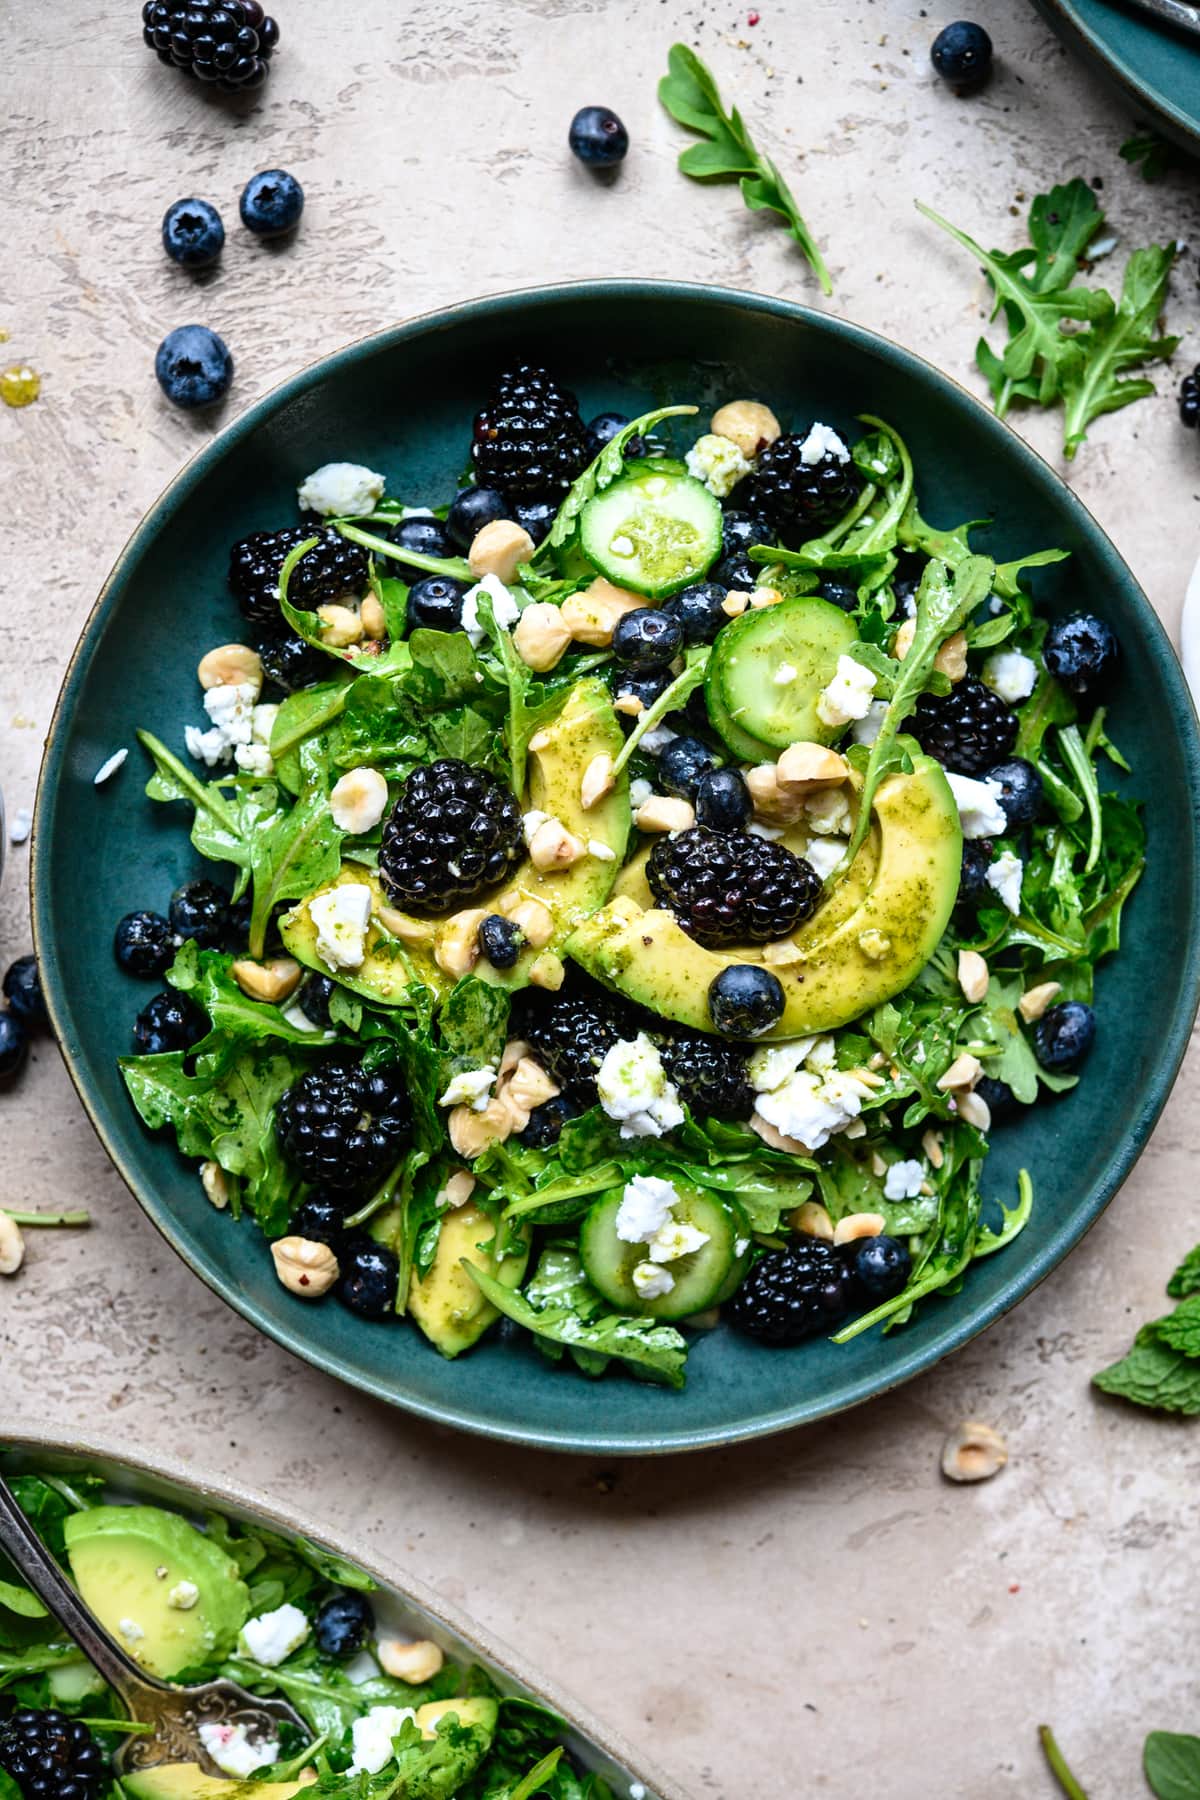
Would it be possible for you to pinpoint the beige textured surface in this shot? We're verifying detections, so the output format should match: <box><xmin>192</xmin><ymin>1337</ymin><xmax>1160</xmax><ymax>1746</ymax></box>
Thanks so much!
<box><xmin>2</xmin><ymin>2</ymin><xmax>1199</xmax><ymax>1795</ymax></box>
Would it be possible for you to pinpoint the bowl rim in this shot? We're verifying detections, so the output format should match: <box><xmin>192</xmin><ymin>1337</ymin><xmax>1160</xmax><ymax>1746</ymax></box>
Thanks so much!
<box><xmin>1029</xmin><ymin>0</ymin><xmax>1200</xmax><ymax>155</ymax></box>
<box><xmin>31</xmin><ymin>276</ymin><xmax>1200</xmax><ymax>1454</ymax></box>
<box><xmin>0</xmin><ymin>1428</ymin><xmax>682</xmax><ymax>1800</ymax></box>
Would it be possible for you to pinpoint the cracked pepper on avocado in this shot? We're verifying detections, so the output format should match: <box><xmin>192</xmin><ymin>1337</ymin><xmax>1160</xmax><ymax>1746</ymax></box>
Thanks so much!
<box><xmin>116</xmin><ymin>367</ymin><xmax>1143</xmax><ymax>1387</ymax></box>
<box><xmin>0</xmin><ymin>1468</ymin><xmax>620</xmax><ymax>1799</ymax></box>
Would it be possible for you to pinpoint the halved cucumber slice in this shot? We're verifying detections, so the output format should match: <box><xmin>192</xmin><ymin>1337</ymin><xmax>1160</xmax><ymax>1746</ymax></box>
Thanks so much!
<box><xmin>703</xmin><ymin>670</ymin><xmax>779</xmax><ymax>764</ymax></box>
<box><xmin>580</xmin><ymin>1181</ymin><xmax>750</xmax><ymax>1321</ymax></box>
<box><xmin>706</xmin><ymin>594</ymin><xmax>861</xmax><ymax>753</ymax></box>
<box><xmin>580</xmin><ymin>470</ymin><xmax>723</xmax><ymax>599</ymax></box>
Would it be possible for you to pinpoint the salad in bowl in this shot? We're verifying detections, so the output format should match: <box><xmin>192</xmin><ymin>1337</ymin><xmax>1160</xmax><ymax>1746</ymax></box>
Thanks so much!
<box><xmin>114</xmin><ymin>365</ymin><xmax>1142</xmax><ymax>1391</ymax></box>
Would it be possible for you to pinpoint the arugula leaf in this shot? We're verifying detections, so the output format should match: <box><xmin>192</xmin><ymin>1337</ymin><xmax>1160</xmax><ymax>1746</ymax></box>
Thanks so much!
<box><xmin>336</xmin><ymin>522</ymin><xmax>472</xmax><ymax>584</ymax></box>
<box><xmin>137</xmin><ymin>731</ymin><xmax>263</xmax><ymax>895</ymax></box>
<box><xmin>1059</xmin><ymin>243</ymin><xmax>1178</xmax><ymax>459</ymax></box>
<box><xmin>1145</xmin><ymin>1732</ymin><xmax>1200</xmax><ymax>1800</ymax></box>
<box><xmin>658</xmin><ymin>43</ymin><xmax>831</xmax><ymax>294</ymax></box>
<box><xmin>547</xmin><ymin>405</ymin><xmax>698</xmax><ymax>552</ymax></box>
<box><xmin>0</xmin><ymin>1583</ymin><xmax>46</xmax><ymax>1621</ymax></box>
<box><xmin>166</xmin><ymin>942</ymin><xmax>336</xmax><ymax>1048</ymax></box>
<box><xmin>467</xmin><ymin>1254</ymin><xmax>688</xmax><ymax>1388</ymax></box>
<box><xmin>1120</xmin><ymin>131</ymin><xmax>1183</xmax><ymax>184</ymax></box>
<box><xmin>246</xmin><ymin>741</ymin><xmax>343</xmax><ymax>959</ymax></box>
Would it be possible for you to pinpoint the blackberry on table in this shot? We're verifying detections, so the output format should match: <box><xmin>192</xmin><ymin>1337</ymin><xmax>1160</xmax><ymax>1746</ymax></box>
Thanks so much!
<box><xmin>378</xmin><ymin>759</ymin><xmax>523</xmax><ymax>914</ymax></box>
<box><xmin>656</xmin><ymin>1029</ymin><xmax>755</xmax><ymax>1120</ymax></box>
<box><xmin>648</xmin><ymin>828</ymin><xmax>823</xmax><ymax>947</ymax></box>
<box><xmin>114</xmin><ymin>911</ymin><xmax>175</xmax><ymax>978</ymax></box>
<box><xmin>910</xmin><ymin>677</ymin><xmax>1018</xmax><ymax>776</ymax></box>
<box><xmin>141</xmin><ymin>0</ymin><xmax>280</xmax><ymax>92</ymax></box>
<box><xmin>275</xmin><ymin>1058</ymin><xmax>411</xmax><ymax>1192</ymax></box>
<box><xmin>517</xmin><ymin>982</ymin><xmax>634</xmax><ymax>1107</ymax></box>
<box><xmin>0</xmin><ymin>1709</ymin><xmax>107</xmax><ymax>1800</ymax></box>
<box><xmin>728</xmin><ymin>1239</ymin><xmax>858</xmax><ymax>1344</ymax></box>
<box><xmin>228</xmin><ymin>526</ymin><xmax>367</xmax><ymax>629</ymax></box>
<box><xmin>751</xmin><ymin>430</ymin><xmax>862</xmax><ymax>545</ymax></box>
<box><xmin>256</xmin><ymin>630</ymin><xmax>328</xmax><ymax>694</ymax></box>
<box><xmin>471</xmin><ymin>365</ymin><xmax>590</xmax><ymax>503</ymax></box>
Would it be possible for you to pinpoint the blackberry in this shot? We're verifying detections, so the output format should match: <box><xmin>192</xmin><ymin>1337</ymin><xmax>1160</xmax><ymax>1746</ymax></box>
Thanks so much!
<box><xmin>114</xmin><ymin>911</ymin><xmax>174</xmax><ymax>978</ymax></box>
<box><xmin>648</xmin><ymin>829</ymin><xmax>823</xmax><ymax>948</ymax></box>
<box><xmin>296</xmin><ymin>972</ymin><xmax>336</xmax><ymax>1029</ymax></box>
<box><xmin>0</xmin><ymin>1709</ymin><xmax>107</xmax><ymax>1800</ymax></box>
<box><xmin>378</xmin><ymin>760</ymin><xmax>523</xmax><ymax>914</ymax></box>
<box><xmin>656</xmin><ymin>1030</ymin><xmax>754</xmax><ymax>1120</ymax></box>
<box><xmin>728</xmin><ymin>1239</ymin><xmax>858</xmax><ymax>1345</ymax></box>
<box><xmin>275</xmin><ymin>1058</ymin><xmax>411</xmax><ymax>1191</ymax></box>
<box><xmin>910</xmin><ymin>677</ymin><xmax>1018</xmax><ymax>776</ymax></box>
<box><xmin>471</xmin><ymin>365</ymin><xmax>590</xmax><ymax>503</ymax></box>
<box><xmin>1180</xmin><ymin>365</ymin><xmax>1200</xmax><ymax>429</ymax></box>
<box><xmin>257</xmin><ymin>630</ymin><xmax>328</xmax><ymax>694</ymax></box>
<box><xmin>337</xmin><ymin>1236</ymin><xmax>399</xmax><ymax>1319</ymax></box>
<box><xmin>169</xmin><ymin>879</ymin><xmax>230</xmax><ymax>948</ymax></box>
<box><xmin>519</xmin><ymin>1093</ymin><xmax>580</xmax><ymax>1148</ymax></box>
<box><xmin>517</xmin><ymin>982</ymin><xmax>633</xmax><ymax>1106</ymax></box>
<box><xmin>133</xmin><ymin>991</ymin><xmax>207</xmax><ymax>1055</ymax></box>
<box><xmin>314</xmin><ymin>1591</ymin><xmax>374</xmax><ymax>1659</ymax></box>
<box><xmin>752</xmin><ymin>431</ymin><xmax>862</xmax><ymax>546</ymax></box>
<box><xmin>228</xmin><ymin>526</ymin><xmax>367</xmax><ymax>629</ymax></box>
<box><xmin>141</xmin><ymin>0</ymin><xmax>280</xmax><ymax>93</ymax></box>
<box><xmin>2</xmin><ymin>956</ymin><xmax>46</xmax><ymax>1028</ymax></box>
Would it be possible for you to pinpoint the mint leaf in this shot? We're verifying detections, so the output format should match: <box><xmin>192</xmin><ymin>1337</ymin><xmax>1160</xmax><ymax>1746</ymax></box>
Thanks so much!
<box><xmin>1168</xmin><ymin>1245</ymin><xmax>1200</xmax><ymax>1300</ymax></box>
<box><xmin>659</xmin><ymin>43</ymin><xmax>831</xmax><ymax>294</ymax></box>
<box><xmin>1145</xmin><ymin>1732</ymin><xmax>1200</xmax><ymax>1800</ymax></box>
<box><xmin>1154</xmin><ymin>1295</ymin><xmax>1200</xmax><ymax>1358</ymax></box>
<box><xmin>1093</xmin><ymin>1328</ymin><xmax>1200</xmax><ymax>1415</ymax></box>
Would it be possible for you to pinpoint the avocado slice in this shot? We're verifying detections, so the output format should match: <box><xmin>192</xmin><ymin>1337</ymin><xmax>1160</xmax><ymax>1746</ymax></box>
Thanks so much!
<box><xmin>414</xmin><ymin>1696</ymin><xmax>499</xmax><ymax>1740</ymax></box>
<box><xmin>121</xmin><ymin>1769</ymin><xmax>308</xmax><ymax>1800</ymax></box>
<box><xmin>408</xmin><ymin>1203</ymin><xmax>531</xmax><ymax>1358</ymax></box>
<box><xmin>64</xmin><ymin>1506</ymin><xmax>250</xmax><ymax>1679</ymax></box>
<box><xmin>567</xmin><ymin>754</ymin><xmax>962</xmax><ymax>1039</ymax></box>
<box><xmin>281</xmin><ymin>678</ymin><xmax>629</xmax><ymax>1005</ymax></box>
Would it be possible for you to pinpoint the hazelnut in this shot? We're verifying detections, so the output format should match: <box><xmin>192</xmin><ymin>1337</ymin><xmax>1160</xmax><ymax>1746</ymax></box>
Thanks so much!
<box><xmin>271</xmin><ymin>1236</ymin><xmax>339</xmax><ymax>1298</ymax></box>
<box><xmin>870</xmin><ymin>1151</ymin><xmax>888</xmax><ymax>1178</ymax></box>
<box><xmin>375</xmin><ymin>902</ymin><xmax>434</xmax><ymax>945</ymax></box>
<box><xmin>468</xmin><ymin>518</ymin><xmax>535</xmax><ymax>584</ymax></box>
<box><xmin>505</xmin><ymin>1055</ymin><xmax>560</xmax><ymax>1115</ymax></box>
<box><xmin>527</xmin><ymin>728</ymin><xmax>553</xmax><ymax>753</ymax></box>
<box><xmin>0</xmin><ymin>1213</ymin><xmax>25</xmax><ymax>1276</ymax></box>
<box><xmin>499</xmin><ymin>894</ymin><xmax>555</xmax><ymax>949</ymax></box>
<box><xmin>433</xmin><ymin>908</ymin><xmax>487</xmax><ymax>978</ymax></box>
<box><xmin>513</xmin><ymin>603</ymin><xmax>572</xmax><ymax>672</ymax></box>
<box><xmin>231</xmin><ymin>957</ymin><xmax>303</xmax><ymax>1004</ymax></box>
<box><xmin>200</xmin><ymin>1160</ymin><xmax>230</xmax><ymax>1210</ymax></box>
<box><xmin>448</xmin><ymin>1097</ymin><xmax>512</xmax><ymax>1158</ymax></box>
<box><xmin>377</xmin><ymin>1638</ymin><xmax>445</xmax><ymax>1685</ymax></box>
<box><xmin>1018</xmin><ymin>981</ymin><xmax>1062</xmax><ymax>1023</ymax></box>
<box><xmin>749</xmin><ymin>1111</ymin><xmax>811</xmax><ymax>1155</ymax></box>
<box><xmin>528</xmin><ymin>818</ymin><xmax>585</xmax><ymax>872</ymax></box>
<box><xmin>957</xmin><ymin>950</ymin><xmax>990</xmax><ymax>1004</ymax></box>
<box><xmin>710</xmin><ymin>399</ymin><xmax>782</xmax><ymax>457</ymax></box>
<box><xmin>746</xmin><ymin>764</ymin><xmax>807</xmax><ymax>826</ymax></box>
<box><xmin>581</xmin><ymin>752</ymin><xmax>615</xmax><ymax>810</ymax></box>
<box><xmin>934</xmin><ymin>630</ymin><xmax>969</xmax><ymax>683</ymax></box>
<box><xmin>499</xmin><ymin>1038</ymin><xmax>532</xmax><ymax>1077</ymax></box>
<box><xmin>317</xmin><ymin>603</ymin><xmax>364</xmax><ymax>648</ymax></box>
<box><xmin>937</xmin><ymin>1052</ymin><xmax>983</xmax><ymax>1092</ymax></box>
<box><xmin>435</xmin><ymin>1170</ymin><xmax>477</xmax><ymax>1211</ymax></box>
<box><xmin>892</xmin><ymin>618</ymin><xmax>916</xmax><ymax>660</ymax></box>
<box><xmin>833</xmin><ymin>1211</ymin><xmax>886</xmax><ymax>1245</ymax></box>
<box><xmin>330</xmin><ymin>766</ymin><xmax>389</xmax><ymax>835</ymax></box>
<box><xmin>528</xmin><ymin>950</ymin><xmax>565</xmax><ymax>990</ymax></box>
<box><xmin>613</xmin><ymin>692</ymin><xmax>645</xmax><ymax>717</ymax></box>
<box><xmin>749</xmin><ymin>586</ymin><xmax>783</xmax><ymax>609</ymax></box>
<box><xmin>791</xmin><ymin>1200</ymin><xmax>834</xmax><ymax>1241</ymax></box>
<box><xmin>198</xmin><ymin>643</ymin><xmax>263</xmax><ymax>697</ymax></box>
<box><xmin>634</xmin><ymin>795</ymin><xmax>695</xmax><ymax>833</ymax></box>
<box><xmin>858</xmin><ymin>929</ymin><xmax>891</xmax><ymax>961</ymax></box>
<box><xmin>721</xmin><ymin>592</ymin><xmax>751</xmax><ymax>617</ymax></box>
<box><xmin>776</xmin><ymin>741</ymin><xmax>849</xmax><ymax>794</ymax></box>
<box><xmin>561</xmin><ymin>578</ymin><xmax>643</xmax><ymax>647</ymax></box>
<box><xmin>941</xmin><ymin>1421</ymin><xmax>1008</xmax><ymax>1484</ymax></box>
<box><xmin>360</xmin><ymin>593</ymin><xmax>388</xmax><ymax>640</ymax></box>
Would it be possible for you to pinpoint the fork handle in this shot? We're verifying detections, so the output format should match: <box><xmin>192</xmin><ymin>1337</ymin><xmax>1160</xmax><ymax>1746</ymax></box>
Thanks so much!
<box><xmin>0</xmin><ymin>1474</ymin><xmax>166</xmax><ymax>1713</ymax></box>
<box><xmin>1120</xmin><ymin>0</ymin><xmax>1200</xmax><ymax>39</ymax></box>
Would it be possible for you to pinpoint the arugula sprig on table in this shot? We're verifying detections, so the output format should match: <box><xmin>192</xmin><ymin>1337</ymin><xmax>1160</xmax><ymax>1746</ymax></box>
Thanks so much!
<box><xmin>658</xmin><ymin>43</ymin><xmax>832</xmax><ymax>295</ymax></box>
<box><xmin>1040</xmin><ymin>1722</ymin><xmax>1200</xmax><ymax>1800</ymax></box>
<box><xmin>1093</xmin><ymin>1239</ymin><xmax>1200</xmax><ymax>1415</ymax></box>
<box><xmin>919</xmin><ymin>177</ymin><xmax>1178</xmax><ymax>456</ymax></box>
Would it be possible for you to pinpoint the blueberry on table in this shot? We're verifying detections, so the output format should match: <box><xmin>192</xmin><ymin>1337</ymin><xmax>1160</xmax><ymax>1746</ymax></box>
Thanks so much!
<box><xmin>314</xmin><ymin>1590</ymin><xmax>375</xmax><ymax>1659</ymax></box>
<box><xmin>405</xmin><ymin>575</ymin><xmax>467</xmax><ymax>633</ymax></box>
<box><xmin>0</xmin><ymin>1010</ymin><xmax>28</xmax><ymax>1081</ymax></box>
<box><xmin>1034</xmin><ymin>1001</ymin><xmax>1096</xmax><ymax>1071</ymax></box>
<box><xmin>694</xmin><ymin>769</ymin><xmax>751</xmax><ymax>833</ymax></box>
<box><xmin>728</xmin><ymin>1239</ymin><xmax>856</xmax><ymax>1344</ymax></box>
<box><xmin>114</xmin><ymin>911</ymin><xmax>175</xmax><ymax>977</ymax></box>
<box><xmin>446</xmin><ymin>485</ymin><xmax>509</xmax><ymax>551</ymax></box>
<box><xmin>568</xmin><ymin>105</ymin><xmax>629</xmax><ymax>168</ymax></box>
<box><xmin>239</xmin><ymin>168</ymin><xmax>304</xmax><ymax>237</ymax></box>
<box><xmin>931</xmin><ymin>21</ymin><xmax>993</xmax><ymax>87</ymax></box>
<box><xmin>986</xmin><ymin>757</ymin><xmax>1043</xmax><ymax>831</ymax></box>
<box><xmin>846</xmin><ymin>1233</ymin><xmax>911</xmax><ymax>1303</ymax></box>
<box><xmin>161</xmin><ymin>198</ymin><xmax>225</xmax><ymax>268</ymax></box>
<box><xmin>655</xmin><ymin>736</ymin><xmax>720</xmax><ymax>800</ymax></box>
<box><xmin>707</xmin><ymin>964</ymin><xmax>785</xmax><ymax>1037</ymax></box>
<box><xmin>155</xmin><ymin>325</ymin><xmax>233</xmax><ymax>409</ymax></box>
<box><xmin>1043</xmin><ymin>613</ymin><xmax>1119</xmax><ymax>703</ymax></box>
<box><xmin>336</xmin><ymin>1236</ymin><xmax>399</xmax><ymax>1321</ymax></box>
<box><xmin>612</xmin><ymin>606</ymin><xmax>683</xmax><ymax>669</ymax></box>
<box><xmin>2</xmin><ymin>955</ymin><xmax>46</xmax><ymax>1027</ymax></box>
<box><xmin>133</xmin><ymin>992</ymin><xmax>207</xmax><ymax>1055</ymax></box>
<box><xmin>664</xmin><ymin>581</ymin><xmax>728</xmax><ymax>645</ymax></box>
<box><xmin>169</xmin><ymin>879</ymin><xmax>231</xmax><ymax>948</ymax></box>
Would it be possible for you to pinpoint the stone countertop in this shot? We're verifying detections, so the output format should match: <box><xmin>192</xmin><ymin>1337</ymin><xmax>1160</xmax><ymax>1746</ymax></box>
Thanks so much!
<box><xmin>2</xmin><ymin>1</ymin><xmax>1199</xmax><ymax>1794</ymax></box>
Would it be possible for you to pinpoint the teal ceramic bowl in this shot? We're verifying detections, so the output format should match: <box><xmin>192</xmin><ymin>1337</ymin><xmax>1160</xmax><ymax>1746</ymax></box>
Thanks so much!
<box><xmin>33</xmin><ymin>281</ymin><xmax>1200</xmax><ymax>1455</ymax></box>
<box><xmin>1032</xmin><ymin>0</ymin><xmax>1200</xmax><ymax>153</ymax></box>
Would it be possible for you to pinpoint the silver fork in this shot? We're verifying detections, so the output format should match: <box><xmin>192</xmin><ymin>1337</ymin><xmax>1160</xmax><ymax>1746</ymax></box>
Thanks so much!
<box><xmin>1114</xmin><ymin>0</ymin><xmax>1200</xmax><ymax>40</ymax></box>
<box><xmin>0</xmin><ymin>1476</ymin><xmax>308</xmax><ymax>1775</ymax></box>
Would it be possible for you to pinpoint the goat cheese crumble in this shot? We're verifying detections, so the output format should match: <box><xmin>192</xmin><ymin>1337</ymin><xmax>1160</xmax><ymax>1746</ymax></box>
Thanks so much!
<box><xmin>439</xmin><ymin>1066</ymin><xmax>497</xmax><ymax>1110</ymax></box>
<box><xmin>461</xmin><ymin>573</ymin><xmax>520</xmax><ymax>646</ymax></box>
<box><xmin>883</xmin><ymin>1159</ymin><xmax>925</xmax><ymax>1201</ymax></box>
<box><xmin>615</xmin><ymin>1173</ymin><xmax>680</xmax><ymax>1242</ymax></box>
<box><xmin>684</xmin><ymin>432</ymin><xmax>753</xmax><ymax>497</ymax></box>
<box><xmin>631</xmin><ymin>1261</ymin><xmax>675</xmax><ymax>1300</ymax></box>
<box><xmin>597</xmin><ymin>1034</ymin><xmax>685</xmax><ymax>1139</ymax></box>
<box><xmin>297</xmin><ymin>461</ymin><xmax>385</xmax><ymax>518</ymax></box>
<box><xmin>799</xmin><ymin>422</ymin><xmax>850</xmax><ymax>465</ymax></box>
<box><xmin>348</xmin><ymin>1706</ymin><xmax>418</xmax><ymax>1777</ymax></box>
<box><xmin>309</xmin><ymin>882</ymin><xmax>373</xmax><ymax>971</ymax></box>
<box><xmin>946</xmin><ymin>771</ymin><xmax>1007</xmax><ymax>840</ymax></box>
<box><xmin>185</xmin><ymin>681</ymin><xmax>259</xmax><ymax>768</ymax></box>
<box><xmin>198</xmin><ymin>1723</ymin><xmax>279</xmax><ymax>1780</ymax></box>
<box><xmin>986</xmin><ymin>849</ymin><xmax>1024</xmax><ymax>915</ymax></box>
<box><xmin>983</xmin><ymin>649</ymin><xmax>1038</xmax><ymax>704</ymax></box>
<box><xmin>816</xmin><ymin>656</ymin><xmax>877</xmax><ymax>730</ymax></box>
<box><xmin>750</xmin><ymin>1035</ymin><xmax>874</xmax><ymax>1150</ymax></box>
<box><xmin>240</xmin><ymin>1602</ymin><xmax>310</xmax><ymax>1667</ymax></box>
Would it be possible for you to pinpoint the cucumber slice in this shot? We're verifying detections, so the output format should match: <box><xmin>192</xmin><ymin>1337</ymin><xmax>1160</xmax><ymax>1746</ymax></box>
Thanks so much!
<box><xmin>579</xmin><ymin>1181</ymin><xmax>750</xmax><ymax>1321</ymax></box>
<box><xmin>703</xmin><ymin>671</ymin><xmax>779</xmax><ymax>765</ymax></box>
<box><xmin>580</xmin><ymin>470</ymin><xmax>722</xmax><ymax>599</ymax></box>
<box><xmin>707</xmin><ymin>594</ymin><xmax>860</xmax><ymax>753</ymax></box>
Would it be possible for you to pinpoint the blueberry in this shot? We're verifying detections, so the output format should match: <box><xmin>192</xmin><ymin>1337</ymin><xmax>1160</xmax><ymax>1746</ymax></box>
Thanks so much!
<box><xmin>297</xmin><ymin>972</ymin><xmax>337</xmax><ymax>1029</ymax></box>
<box><xmin>256</xmin><ymin>630</ymin><xmax>328</xmax><ymax>694</ymax></box>
<box><xmin>931</xmin><ymin>20</ymin><xmax>993</xmax><ymax>86</ymax></box>
<box><xmin>289</xmin><ymin>1190</ymin><xmax>350</xmax><ymax>1253</ymax></box>
<box><xmin>568</xmin><ymin>105</ymin><xmax>629</xmax><ymax>168</ymax></box>
<box><xmin>708</xmin><ymin>965</ymin><xmax>785</xmax><ymax>1037</ymax></box>
<box><xmin>614</xmin><ymin>667</ymin><xmax>674</xmax><ymax>723</ymax></box>
<box><xmin>446</xmin><ymin>486</ymin><xmax>509</xmax><ymax>551</ymax></box>
<box><xmin>656</xmin><ymin>736</ymin><xmax>721</xmax><ymax>800</ymax></box>
<box><xmin>406</xmin><ymin>575</ymin><xmax>467</xmax><ymax>633</ymax></box>
<box><xmin>721</xmin><ymin>511</ymin><xmax>773</xmax><ymax>560</ymax></box>
<box><xmin>161</xmin><ymin>197</ymin><xmax>225</xmax><ymax>268</ymax></box>
<box><xmin>387</xmin><ymin>514</ymin><xmax>456</xmax><ymax>578</ymax></box>
<box><xmin>1034</xmin><ymin>1000</ymin><xmax>1095</xmax><ymax>1071</ymax></box>
<box><xmin>314</xmin><ymin>1590</ymin><xmax>375</xmax><ymax>1659</ymax></box>
<box><xmin>987</xmin><ymin>758</ymin><xmax>1043</xmax><ymax>831</ymax></box>
<box><xmin>958</xmin><ymin>839</ymin><xmax>994</xmax><ymax>905</ymax></box>
<box><xmin>2</xmin><ymin>956</ymin><xmax>46</xmax><ymax>1028</ymax></box>
<box><xmin>519</xmin><ymin>1093</ymin><xmax>580</xmax><ymax>1148</ymax></box>
<box><xmin>694</xmin><ymin>769</ymin><xmax>751</xmax><ymax>832</ymax></box>
<box><xmin>664</xmin><ymin>582</ymin><xmax>728</xmax><ymax>646</ymax></box>
<box><xmin>848</xmin><ymin>1233</ymin><xmax>911</xmax><ymax>1302</ymax></box>
<box><xmin>820</xmin><ymin>579</ymin><xmax>859</xmax><ymax>613</ymax></box>
<box><xmin>155</xmin><ymin>324</ymin><xmax>233</xmax><ymax>409</ymax></box>
<box><xmin>239</xmin><ymin>168</ymin><xmax>304</xmax><ymax>237</ymax></box>
<box><xmin>1044</xmin><ymin>613</ymin><xmax>1119</xmax><ymax>704</ymax></box>
<box><xmin>711</xmin><ymin>552</ymin><xmax>758</xmax><ymax>592</ymax></box>
<box><xmin>0</xmin><ymin>1010</ymin><xmax>28</xmax><ymax>1081</ymax></box>
<box><xmin>114</xmin><ymin>912</ymin><xmax>175</xmax><ymax>978</ymax></box>
<box><xmin>976</xmin><ymin>1075</ymin><xmax>1020</xmax><ymax>1120</ymax></box>
<box><xmin>133</xmin><ymin>991</ymin><xmax>208</xmax><ymax>1055</ymax></box>
<box><xmin>892</xmin><ymin>551</ymin><xmax>927</xmax><ymax>610</ymax></box>
<box><xmin>478</xmin><ymin>913</ymin><xmax>523</xmax><ymax>970</ymax></box>
<box><xmin>612</xmin><ymin>607</ymin><xmax>683</xmax><ymax>669</ymax></box>
<box><xmin>169</xmin><ymin>879</ymin><xmax>231</xmax><ymax>948</ymax></box>
<box><xmin>336</xmin><ymin>1235</ymin><xmax>399</xmax><ymax>1320</ymax></box>
<box><xmin>585</xmin><ymin>411</ymin><xmax>648</xmax><ymax>460</ymax></box>
<box><xmin>510</xmin><ymin>498</ymin><xmax>557</xmax><ymax>544</ymax></box>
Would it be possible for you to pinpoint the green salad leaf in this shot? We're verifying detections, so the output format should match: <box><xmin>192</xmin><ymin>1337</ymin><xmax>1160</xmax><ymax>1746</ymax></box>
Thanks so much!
<box><xmin>1145</xmin><ymin>1732</ymin><xmax>1200</xmax><ymax>1800</ymax></box>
